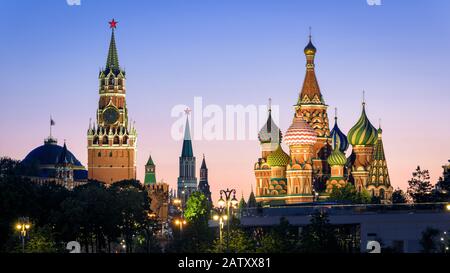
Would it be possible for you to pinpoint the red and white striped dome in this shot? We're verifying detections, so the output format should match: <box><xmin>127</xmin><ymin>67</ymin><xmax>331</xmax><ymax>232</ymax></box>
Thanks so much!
<box><xmin>284</xmin><ymin>115</ymin><xmax>317</xmax><ymax>146</ymax></box>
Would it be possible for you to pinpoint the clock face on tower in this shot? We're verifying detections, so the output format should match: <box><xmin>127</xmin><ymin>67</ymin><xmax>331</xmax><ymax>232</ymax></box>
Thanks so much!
<box><xmin>103</xmin><ymin>107</ymin><xmax>119</xmax><ymax>125</ymax></box>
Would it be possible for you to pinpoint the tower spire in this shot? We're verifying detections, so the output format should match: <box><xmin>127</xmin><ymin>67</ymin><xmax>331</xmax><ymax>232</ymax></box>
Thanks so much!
<box><xmin>181</xmin><ymin>108</ymin><xmax>193</xmax><ymax>157</ymax></box>
<box><xmin>106</xmin><ymin>19</ymin><xmax>120</xmax><ymax>70</ymax></box>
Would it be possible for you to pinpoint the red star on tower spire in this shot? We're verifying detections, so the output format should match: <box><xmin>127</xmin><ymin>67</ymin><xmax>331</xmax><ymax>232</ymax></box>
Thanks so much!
<box><xmin>109</xmin><ymin>19</ymin><xmax>118</xmax><ymax>29</ymax></box>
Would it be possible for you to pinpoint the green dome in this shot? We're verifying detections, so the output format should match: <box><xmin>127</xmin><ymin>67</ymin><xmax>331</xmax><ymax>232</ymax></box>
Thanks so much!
<box><xmin>348</xmin><ymin>104</ymin><xmax>378</xmax><ymax>146</ymax></box>
<box><xmin>267</xmin><ymin>145</ymin><xmax>291</xmax><ymax>167</ymax></box>
<box><xmin>327</xmin><ymin>148</ymin><xmax>347</xmax><ymax>166</ymax></box>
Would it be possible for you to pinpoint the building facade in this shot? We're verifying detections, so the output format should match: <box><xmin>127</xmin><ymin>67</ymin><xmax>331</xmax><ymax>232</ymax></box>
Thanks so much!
<box><xmin>87</xmin><ymin>20</ymin><xmax>137</xmax><ymax>184</ymax></box>
<box><xmin>254</xmin><ymin>35</ymin><xmax>393</xmax><ymax>205</ymax></box>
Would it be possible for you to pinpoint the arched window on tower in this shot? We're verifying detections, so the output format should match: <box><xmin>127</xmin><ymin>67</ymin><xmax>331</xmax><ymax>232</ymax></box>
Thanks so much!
<box><xmin>123</xmin><ymin>136</ymin><xmax>128</xmax><ymax>145</ymax></box>
<box><xmin>109</xmin><ymin>77</ymin><xmax>115</xmax><ymax>86</ymax></box>
<box><xmin>102</xmin><ymin>136</ymin><xmax>108</xmax><ymax>145</ymax></box>
<box><xmin>93</xmin><ymin>136</ymin><xmax>99</xmax><ymax>145</ymax></box>
<box><xmin>113</xmin><ymin>136</ymin><xmax>119</xmax><ymax>145</ymax></box>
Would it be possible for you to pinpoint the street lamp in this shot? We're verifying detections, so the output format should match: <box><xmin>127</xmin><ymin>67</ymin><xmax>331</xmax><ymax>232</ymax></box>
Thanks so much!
<box><xmin>218</xmin><ymin>188</ymin><xmax>238</xmax><ymax>252</ymax></box>
<box><xmin>174</xmin><ymin>218</ymin><xmax>187</xmax><ymax>240</ymax></box>
<box><xmin>15</xmin><ymin>217</ymin><xmax>31</xmax><ymax>253</ymax></box>
<box><xmin>212</xmin><ymin>209</ymin><xmax>229</xmax><ymax>251</ymax></box>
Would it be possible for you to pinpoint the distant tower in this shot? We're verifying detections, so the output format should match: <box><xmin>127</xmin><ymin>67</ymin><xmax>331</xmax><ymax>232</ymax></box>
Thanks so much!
<box><xmin>144</xmin><ymin>154</ymin><xmax>156</xmax><ymax>185</ymax></box>
<box><xmin>55</xmin><ymin>142</ymin><xmax>75</xmax><ymax>189</ymax></box>
<box><xmin>87</xmin><ymin>19</ymin><xmax>137</xmax><ymax>184</ymax></box>
<box><xmin>177</xmin><ymin>109</ymin><xmax>197</xmax><ymax>201</ymax></box>
<box><xmin>198</xmin><ymin>154</ymin><xmax>212</xmax><ymax>207</ymax></box>
<box><xmin>367</xmin><ymin>127</ymin><xmax>394</xmax><ymax>203</ymax></box>
<box><xmin>347</xmin><ymin>100</ymin><xmax>378</xmax><ymax>192</ymax></box>
<box><xmin>295</xmin><ymin>31</ymin><xmax>331</xmax><ymax>188</ymax></box>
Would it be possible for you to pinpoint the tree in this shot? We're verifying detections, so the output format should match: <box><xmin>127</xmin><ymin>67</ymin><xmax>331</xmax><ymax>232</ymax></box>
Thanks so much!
<box><xmin>328</xmin><ymin>184</ymin><xmax>371</xmax><ymax>204</ymax></box>
<box><xmin>211</xmin><ymin>228</ymin><xmax>255</xmax><ymax>253</ymax></box>
<box><xmin>392</xmin><ymin>188</ymin><xmax>407</xmax><ymax>204</ymax></box>
<box><xmin>110</xmin><ymin>180</ymin><xmax>151</xmax><ymax>253</ymax></box>
<box><xmin>299</xmin><ymin>211</ymin><xmax>341</xmax><ymax>253</ymax></box>
<box><xmin>25</xmin><ymin>225</ymin><xmax>58</xmax><ymax>253</ymax></box>
<box><xmin>256</xmin><ymin>217</ymin><xmax>296</xmax><ymax>253</ymax></box>
<box><xmin>182</xmin><ymin>191</ymin><xmax>213</xmax><ymax>252</ymax></box>
<box><xmin>420</xmin><ymin>227</ymin><xmax>440</xmax><ymax>253</ymax></box>
<box><xmin>407</xmin><ymin>166</ymin><xmax>434</xmax><ymax>203</ymax></box>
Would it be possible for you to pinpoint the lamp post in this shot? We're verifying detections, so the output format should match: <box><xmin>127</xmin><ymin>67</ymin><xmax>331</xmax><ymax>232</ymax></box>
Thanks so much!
<box><xmin>212</xmin><ymin>208</ymin><xmax>228</xmax><ymax>252</ymax></box>
<box><xmin>218</xmin><ymin>188</ymin><xmax>238</xmax><ymax>252</ymax></box>
<box><xmin>174</xmin><ymin>218</ymin><xmax>187</xmax><ymax>240</ymax></box>
<box><xmin>16</xmin><ymin>217</ymin><xmax>31</xmax><ymax>253</ymax></box>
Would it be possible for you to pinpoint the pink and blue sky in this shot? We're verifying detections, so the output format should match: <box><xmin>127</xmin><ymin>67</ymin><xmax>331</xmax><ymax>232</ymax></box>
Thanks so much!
<box><xmin>1</xmin><ymin>0</ymin><xmax>449</xmax><ymax>202</ymax></box>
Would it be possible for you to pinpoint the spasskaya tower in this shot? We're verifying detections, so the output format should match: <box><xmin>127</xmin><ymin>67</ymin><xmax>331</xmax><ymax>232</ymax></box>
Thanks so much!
<box><xmin>87</xmin><ymin>19</ymin><xmax>137</xmax><ymax>184</ymax></box>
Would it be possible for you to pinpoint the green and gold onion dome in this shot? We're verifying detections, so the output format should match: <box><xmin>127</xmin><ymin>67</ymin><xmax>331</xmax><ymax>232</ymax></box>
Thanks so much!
<box><xmin>267</xmin><ymin>145</ymin><xmax>291</xmax><ymax>167</ymax></box>
<box><xmin>347</xmin><ymin>103</ymin><xmax>378</xmax><ymax>146</ymax></box>
<box><xmin>327</xmin><ymin>148</ymin><xmax>347</xmax><ymax>166</ymax></box>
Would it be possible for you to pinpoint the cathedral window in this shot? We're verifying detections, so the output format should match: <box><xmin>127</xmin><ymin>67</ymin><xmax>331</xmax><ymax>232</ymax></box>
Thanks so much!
<box><xmin>113</xmin><ymin>136</ymin><xmax>120</xmax><ymax>145</ymax></box>
<box><xmin>98</xmin><ymin>152</ymin><xmax>101</xmax><ymax>157</ymax></box>
<box><xmin>102</xmin><ymin>136</ymin><xmax>108</xmax><ymax>144</ymax></box>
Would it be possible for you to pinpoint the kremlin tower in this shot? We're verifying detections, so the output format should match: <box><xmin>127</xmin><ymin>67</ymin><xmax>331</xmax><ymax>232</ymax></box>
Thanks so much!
<box><xmin>144</xmin><ymin>154</ymin><xmax>156</xmax><ymax>185</ymax></box>
<box><xmin>254</xmin><ymin>32</ymin><xmax>393</xmax><ymax>204</ymax></box>
<box><xmin>87</xmin><ymin>19</ymin><xmax>137</xmax><ymax>184</ymax></box>
<box><xmin>198</xmin><ymin>155</ymin><xmax>212</xmax><ymax>207</ymax></box>
<box><xmin>177</xmin><ymin>110</ymin><xmax>197</xmax><ymax>201</ymax></box>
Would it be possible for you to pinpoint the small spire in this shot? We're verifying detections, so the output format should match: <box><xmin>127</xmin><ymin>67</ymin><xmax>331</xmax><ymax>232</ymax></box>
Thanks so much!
<box><xmin>268</xmin><ymin>98</ymin><xmax>272</xmax><ymax>112</ymax></box>
<box><xmin>334</xmin><ymin>107</ymin><xmax>338</xmax><ymax>122</ymax></box>
<box><xmin>106</xmin><ymin>19</ymin><xmax>120</xmax><ymax>70</ymax></box>
<box><xmin>362</xmin><ymin>90</ymin><xmax>366</xmax><ymax>107</ymax></box>
<box><xmin>308</xmin><ymin>26</ymin><xmax>312</xmax><ymax>41</ymax></box>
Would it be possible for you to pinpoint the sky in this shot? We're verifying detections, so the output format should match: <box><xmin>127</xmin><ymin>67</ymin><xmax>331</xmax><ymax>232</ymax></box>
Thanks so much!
<box><xmin>1</xmin><ymin>0</ymin><xmax>449</xmax><ymax>203</ymax></box>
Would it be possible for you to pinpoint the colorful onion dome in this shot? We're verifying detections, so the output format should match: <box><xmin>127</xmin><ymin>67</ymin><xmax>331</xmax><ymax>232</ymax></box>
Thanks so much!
<box><xmin>348</xmin><ymin>103</ymin><xmax>378</xmax><ymax>146</ymax></box>
<box><xmin>304</xmin><ymin>37</ymin><xmax>316</xmax><ymax>55</ymax></box>
<box><xmin>284</xmin><ymin>115</ymin><xmax>317</xmax><ymax>146</ymax></box>
<box><xmin>258</xmin><ymin>107</ymin><xmax>282</xmax><ymax>144</ymax></box>
<box><xmin>267</xmin><ymin>145</ymin><xmax>291</xmax><ymax>167</ymax></box>
<box><xmin>330</xmin><ymin>115</ymin><xmax>349</xmax><ymax>152</ymax></box>
<box><xmin>327</xmin><ymin>148</ymin><xmax>347</xmax><ymax>166</ymax></box>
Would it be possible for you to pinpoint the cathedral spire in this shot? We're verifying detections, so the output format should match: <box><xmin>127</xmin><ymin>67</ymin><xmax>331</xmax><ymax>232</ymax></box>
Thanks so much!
<box><xmin>106</xmin><ymin>19</ymin><xmax>120</xmax><ymax>71</ymax></box>
<box><xmin>298</xmin><ymin>28</ymin><xmax>323</xmax><ymax>105</ymax></box>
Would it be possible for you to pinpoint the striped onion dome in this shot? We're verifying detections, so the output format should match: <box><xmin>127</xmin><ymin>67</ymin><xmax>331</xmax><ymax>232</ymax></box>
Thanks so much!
<box><xmin>348</xmin><ymin>103</ymin><xmax>378</xmax><ymax>146</ymax></box>
<box><xmin>327</xmin><ymin>148</ymin><xmax>347</xmax><ymax>166</ymax></box>
<box><xmin>267</xmin><ymin>145</ymin><xmax>291</xmax><ymax>167</ymax></box>
<box><xmin>330</xmin><ymin>117</ymin><xmax>349</xmax><ymax>152</ymax></box>
<box><xmin>284</xmin><ymin>115</ymin><xmax>317</xmax><ymax>146</ymax></box>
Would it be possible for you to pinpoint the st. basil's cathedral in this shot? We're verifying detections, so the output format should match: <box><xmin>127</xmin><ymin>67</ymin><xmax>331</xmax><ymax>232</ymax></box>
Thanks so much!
<box><xmin>254</xmin><ymin>35</ymin><xmax>393</xmax><ymax>205</ymax></box>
